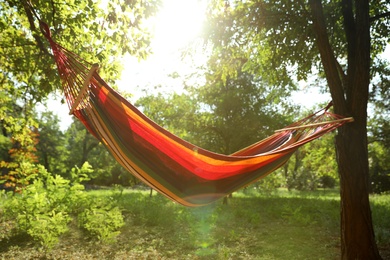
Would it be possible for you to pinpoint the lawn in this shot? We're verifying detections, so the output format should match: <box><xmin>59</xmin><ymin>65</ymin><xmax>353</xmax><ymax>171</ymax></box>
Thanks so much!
<box><xmin>1</xmin><ymin>188</ymin><xmax>389</xmax><ymax>259</ymax></box>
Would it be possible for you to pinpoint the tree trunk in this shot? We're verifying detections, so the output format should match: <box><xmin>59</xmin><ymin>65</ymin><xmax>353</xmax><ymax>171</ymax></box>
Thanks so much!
<box><xmin>310</xmin><ymin>0</ymin><xmax>382</xmax><ymax>258</ymax></box>
<box><xmin>337</xmin><ymin>0</ymin><xmax>381</xmax><ymax>258</ymax></box>
<box><xmin>336</xmin><ymin>122</ymin><xmax>381</xmax><ymax>259</ymax></box>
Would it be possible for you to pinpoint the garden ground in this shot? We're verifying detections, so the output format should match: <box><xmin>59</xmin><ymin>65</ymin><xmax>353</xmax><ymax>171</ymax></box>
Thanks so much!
<box><xmin>1</xmin><ymin>188</ymin><xmax>389</xmax><ymax>259</ymax></box>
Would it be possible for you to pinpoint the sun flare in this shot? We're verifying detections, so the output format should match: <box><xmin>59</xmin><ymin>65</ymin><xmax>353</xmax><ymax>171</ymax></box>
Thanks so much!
<box><xmin>118</xmin><ymin>0</ymin><xmax>208</xmax><ymax>98</ymax></box>
<box><xmin>150</xmin><ymin>0</ymin><xmax>206</xmax><ymax>54</ymax></box>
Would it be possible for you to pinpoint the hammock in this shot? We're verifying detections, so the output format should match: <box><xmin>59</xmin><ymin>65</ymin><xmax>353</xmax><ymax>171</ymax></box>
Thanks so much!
<box><xmin>41</xmin><ymin>23</ymin><xmax>353</xmax><ymax>206</ymax></box>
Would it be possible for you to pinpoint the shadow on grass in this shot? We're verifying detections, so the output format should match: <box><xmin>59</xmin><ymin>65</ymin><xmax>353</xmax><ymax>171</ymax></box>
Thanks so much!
<box><xmin>0</xmin><ymin>232</ymin><xmax>32</xmax><ymax>254</ymax></box>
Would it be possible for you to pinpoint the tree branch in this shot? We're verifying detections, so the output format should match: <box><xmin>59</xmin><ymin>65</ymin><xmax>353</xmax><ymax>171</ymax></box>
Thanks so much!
<box><xmin>50</xmin><ymin>0</ymin><xmax>56</xmax><ymax>27</ymax></box>
<box><xmin>0</xmin><ymin>43</ymin><xmax>36</xmax><ymax>48</ymax></box>
<box><xmin>309</xmin><ymin>0</ymin><xmax>346</xmax><ymax>114</ymax></box>
<box><xmin>341</xmin><ymin>0</ymin><xmax>356</xmax><ymax>102</ymax></box>
<box><xmin>336</xmin><ymin>59</ymin><xmax>347</xmax><ymax>87</ymax></box>
<box><xmin>370</xmin><ymin>11</ymin><xmax>390</xmax><ymax>23</ymax></box>
<box><xmin>21</xmin><ymin>1</ymin><xmax>49</xmax><ymax>55</ymax></box>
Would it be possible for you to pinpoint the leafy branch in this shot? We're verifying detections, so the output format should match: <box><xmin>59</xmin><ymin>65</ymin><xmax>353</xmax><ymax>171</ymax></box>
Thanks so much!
<box><xmin>21</xmin><ymin>0</ymin><xmax>49</xmax><ymax>55</ymax></box>
<box><xmin>370</xmin><ymin>11</ymin><xmax>390</xmax><ymax>23</ymax></box>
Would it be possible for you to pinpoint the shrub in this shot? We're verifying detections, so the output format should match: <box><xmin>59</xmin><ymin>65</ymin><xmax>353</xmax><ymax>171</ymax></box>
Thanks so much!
<box><xmin>25</xmin><ymin>210</ymin><xmax>70</xmax><ymax>249</ymax></box>
<box><xmin>78</xmin><ymin>201</ymin><xmax>124</xmax><ymax>243</ymax></box>
<box><xmin>1</xmin><ymin>165</ymin><xmax>89</xmax><ymax>249</ymax></box>
<box><xmin>319</xmin><ymin>175</ymin><xmax>336</xmax><ymax>189</ymax></box>
<box><xmin>2</xmin><ymin>163</ymin><xmax>127</xmax><ymax>248</ymax></box>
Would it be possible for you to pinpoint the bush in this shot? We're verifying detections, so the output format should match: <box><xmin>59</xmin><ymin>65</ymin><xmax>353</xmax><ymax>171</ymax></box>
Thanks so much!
<box><xmin>255</xmin><ymin>171</ymin><xmax>284</xmax><ymax>195</ymax></box>
<box><xmin>1</xmin><ymin>163</ymin><xmax>124</xmax><ymax>249</ymax></box>
<box><xmin>25</xmin><ymin>210</ymin><xmax>70</xmax><ymax>249</ymax></box>
<box><xmin>2</xmin><ymin>166</ymin><xmax>83</xmax><ymax>249</ymax></box>
<box><xmin>78</xmin><ymin>201</ymin><xmax>124</xmax><ymax>243</ymax></box>
<box><xmin>370</xmin><ymin>173</ymin><xmax>390</xmax><ymax>194</ymax></box>
<box><xmin>319</xmin><ymin>175</ymin><xmax>337</xmax><ymax>189</ymax></box>
<box><xmin>287</xmin><ymin>169</ymin><xmax>319</xmax><ymax>191</ymax></box>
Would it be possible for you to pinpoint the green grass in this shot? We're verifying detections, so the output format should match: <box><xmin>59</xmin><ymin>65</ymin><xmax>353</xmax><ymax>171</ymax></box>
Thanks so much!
<box><xmin>1</xmin><ymin>188</ymin><xmax>389</xmax><ymax>259</ymax></box>
<box><xmin>371</xmin><ymin>193</ymin><xmax>390</xmax><ymax>257</ymax></box>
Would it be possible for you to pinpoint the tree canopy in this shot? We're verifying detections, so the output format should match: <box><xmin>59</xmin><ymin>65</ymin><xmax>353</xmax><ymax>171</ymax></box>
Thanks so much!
<box><xmin>1</xmin><ymin>0</ymin><xmax>160</xmax><ymax>96</ymax></box>
<box><xmin>203</xmin><ymin>0</ymin><xmax>389</xmax><ymax>86</ymax></box>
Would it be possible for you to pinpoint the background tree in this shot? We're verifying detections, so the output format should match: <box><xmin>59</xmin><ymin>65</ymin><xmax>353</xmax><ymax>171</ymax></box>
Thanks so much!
<box><xmin>368</xmin><ymin>60</ymin><xmax>390</xmax><ymax>193</ymax></box>
<box><xmin>0</xmin><ymin>122</ymin><xmax>39</xmax><ymax>191</ymax></box>
<box><xmin>65</xmin><ymin>119</ymin><xmax>100</xmax><ymax>169</ymax></box>
<box><xmin>0</xmin><ymin>90</ymin><xmax>39</xmax><ymax>191</ymax></box>
<box><xmin>368</xmin><ymin>141</ymin><xmax>390</xmax><ymax>194</ymax></box>
<box><xmin>0</xmin><ymin>0</ymin><xmax>161</xmax><ymax>186</ymax></box>
<box><xmin>203</xmin><ymin>0</ymin><xmax>390</xmax><ymax>258</ymax></box>
<box><xmin>136</xmin><ymin>91</ymin><xmax>200</xmax><ymax>143</ymax></box>
<box><xmin>35</xmin><ymin>110</ymin><xmax>67</xmax><ymax>175</ymax></box>
<box><xmin>63</xmin><ymin>119</ymin><xmax>138</xmax><ymax>186</ymax></box>
<box><xmin>86</xmin><ymin>143</ymin><xmax>136</xmax><ymax>186</ymax></box>
<box><xmin>190</xmin><ymin>63</ymin><xmax>295</xmax><ymax>153</ymax></box>
<box><xmin>285</xmin><ymin>132</ymin><xmax>338</xmax><ymax>191</ymax></box>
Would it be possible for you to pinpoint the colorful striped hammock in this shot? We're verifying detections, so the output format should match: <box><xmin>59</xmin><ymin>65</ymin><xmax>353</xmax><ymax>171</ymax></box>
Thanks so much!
<box><xmin>41</xmin><ymin>23</ymin><xmax>352</xmax><ymax>206</ymax></box>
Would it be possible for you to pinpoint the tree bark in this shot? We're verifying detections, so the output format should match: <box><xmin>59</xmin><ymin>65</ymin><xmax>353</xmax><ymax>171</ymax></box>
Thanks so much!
<box><xmin>309</xmin><ymin>0</ymin><xmax>382</xmax><ymax>259</ymax></box>
<box><xmin>336</xmin><ymin>120</ymin><xmax>381</xmax><ymax>259</ymax></box>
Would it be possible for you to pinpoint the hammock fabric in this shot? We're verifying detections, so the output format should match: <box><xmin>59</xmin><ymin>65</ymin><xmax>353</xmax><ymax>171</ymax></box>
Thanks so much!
<box><xmin>41</xmin><ymin>23</ymin><xmax>352</xmax><ymax>206</ymax></box>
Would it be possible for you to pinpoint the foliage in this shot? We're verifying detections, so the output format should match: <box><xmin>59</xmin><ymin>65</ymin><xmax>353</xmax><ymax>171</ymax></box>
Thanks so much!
<box><xmin>0</xmin><ymin>162</ymin><xmax>125</xmax><ymax>250</ymax></box>
<box><xmin>0</xmin><ymin>0</ymin><xmax>161</xmax><ymax>97</ymax></box>
<box><xmin>24</xmin><ymin>209</ymin><xmax>70</xmax><ymax>250</ymax></box>
<box><xmin>189</xmin><ymin>69</ymin><xmax>294</xmax><ymax>153</ymax></box>
<box><xmin>368</xmin><ymin>81</ymin><xmax>390</xmax><ymax>193</ymax></box>
<box><xmin>203</xmin><ymin>0</ymin><xmax>389</xmax><ymax>87</ymax></box>
<box><xmin>0</xmin><ymin>122</ymin><xmax>39</xmax><ymax>192</ymax></box>
<box><xmin>3</xmin><ymin>107</ymin><xmax>133</xmax><ymax>188</ymax></box>
<box><xmin>64</xmin><ymin>119</ymin><xmax>137</xmax><ymax>186</ymax></box>
<box><xmin>35</xmin><ymin>110</ymin><xmax>68</xmax><ymax>174</ymax></box>
<box><xmin>371</xmin><ymin>193</ymin><xmax>390</xmax><ymax>245</ymax></box>
<box><xmin>284</xmin><ymin>133</ymin><xmax>338</xmax><ymax>191</ymax></box>
<box><xmin>78</xmin><ymin>201</ymin><xmax>124</xmax><ymax>243</ymax></box>
<box><xmin>1</xmin><ymin>166</ymin><xmax>85</xmax><ymax>249</ymax></box>
<box><xmin>64</xmin><ymin>118</ymin><xmax>101</xmax><ymax>172</ymax></box>
<box><xmin>259</xmin><ymin>173</ymin><xmax>285</xmax><ymax>194</ymax></box>
<box><xmin>369</xmin><ymin>141</ymin><xmax>390</xmax><ymax>193</ymax></box>
<box><xmin>69</xmin><ymin>161</ymin><xmax>94</xmax><ymax>183</ymax></box>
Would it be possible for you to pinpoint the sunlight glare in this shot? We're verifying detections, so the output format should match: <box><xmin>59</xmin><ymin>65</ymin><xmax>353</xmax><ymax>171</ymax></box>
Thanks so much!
<box><xmin>150</xmin><ymin>0</ymin><xmax>206</xmax><ymax>54</ymax></box>
<box><xmin>117</xmin><ymin>0</ymin><xmax>207</xmax><ymax>100</ymax></box>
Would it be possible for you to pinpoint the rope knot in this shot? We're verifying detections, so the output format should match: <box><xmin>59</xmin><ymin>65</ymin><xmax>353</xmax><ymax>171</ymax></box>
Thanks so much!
<box><xmin>39</xmin><ymin>21</ymin><xmax>52</xmax><ymax>39</ymax></box>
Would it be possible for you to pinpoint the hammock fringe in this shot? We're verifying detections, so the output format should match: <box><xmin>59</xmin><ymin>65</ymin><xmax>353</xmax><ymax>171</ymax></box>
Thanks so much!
<box><xmin>275</xmin><ymin>117</ymin><xmax>354</xmax><ymax>132</ymax></box>
<box><xmin>69</xmin><ymin>63</ymin><xmax>100</xmax><ymax>115</ymax></box>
